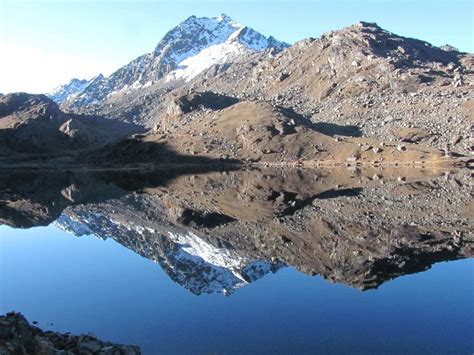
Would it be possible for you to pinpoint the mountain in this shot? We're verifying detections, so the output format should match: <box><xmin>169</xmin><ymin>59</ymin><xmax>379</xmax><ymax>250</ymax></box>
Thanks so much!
<box><xmin>55</xmin><ymin>20</ymin><xmax>472</xmax><ymax>158</ymax></box>
<box><xmin>188</xmin><ymin>21</ymin><xmax>473</xmax><ymax>154</ymax></box>
<box><xmin>48</xmin><ymin>75</ymin><xmax>105</xmax><ymax>104</ymax></box>
<box><xmin>0</xmin><ymin>93</ymin><xmax>141</xmax><ymax>163</ymax></box>
<box><xmin>50</xmin><ymin>14</ymin><xmax>287</xmax><ymax>108</ymax></box>
<box><xmin>48</xmin><ymin>78</ymin><xmax>89</xmax><ymax>103</ymax></box>
<box><xmin>4</xmin><ymin>20</ymin><xmax>472</xmax><ymax>167</ymax></box>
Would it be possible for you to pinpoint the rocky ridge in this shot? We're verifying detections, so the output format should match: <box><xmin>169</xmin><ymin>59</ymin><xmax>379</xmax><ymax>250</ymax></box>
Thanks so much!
<box><xmin>70</xmin><ymin>21</ymin><xmax>472</xmax><ymax>156</ymax></box>
<box><xmin>0</xmin><ymin>93</ymin><xmax>141</xmax><ymax>163</ymax></box>
<box><xmin>7</xmin><ymin>19</ymin><xmax>470</xmax><ymax>168</ymax></box>
<box><xmin>48</xmin><ymin>78</ymin><xmax>91</xmax><ymax>103</ymax></box>
<box><xmin>85</xmin><ymin>97</ymin><xmax>461</xmax><ymax>168</ymax></box>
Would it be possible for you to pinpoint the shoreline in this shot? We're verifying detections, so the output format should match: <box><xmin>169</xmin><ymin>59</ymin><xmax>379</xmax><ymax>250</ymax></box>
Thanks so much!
<box><xmin>0</xmin><ymin>156</ymin><xmax>470</xmax><ymax>172</ymax></box>
<box><xmin>0</xmin><ymin>312</ymin><xmax>140</xmax><ymax>355</ymax></box>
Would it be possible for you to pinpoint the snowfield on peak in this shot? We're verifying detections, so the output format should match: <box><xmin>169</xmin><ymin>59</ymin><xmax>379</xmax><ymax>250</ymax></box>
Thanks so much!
<box><xmin>156</xmin><ymin>14</ymin><xmax>244</xmax><ymax>65</ymax></box>
<box><xmin>164</xmin><ymin>15</ymin><xmax>287</xmax><ymax>82</ymax></box>
<box><xmin>166</xmin><ymin>38</ymin><xmax>246</xmax><ymax>82</ymax></box>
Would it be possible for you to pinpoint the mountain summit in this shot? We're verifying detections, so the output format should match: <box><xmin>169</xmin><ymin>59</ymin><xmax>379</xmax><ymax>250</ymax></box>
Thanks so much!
<box><xmin>49</xmin><ymin>14</ymin><xmax>288</xmax><ymax>106</ymax></box>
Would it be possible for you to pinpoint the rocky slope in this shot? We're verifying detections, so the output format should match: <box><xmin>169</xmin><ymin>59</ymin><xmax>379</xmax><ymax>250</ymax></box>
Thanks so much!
<box><xmin>51</xmin><ymin>14</ymin><xmax>287</xmax><ymax>110</ymax></box>
<box><xmin>0</xmin><ymin>93</ymin><xmax>141</xmax><ymax>163</ymax></box>
<box><xmin>84</xmin><ymin>95</ymin><xmax>461</xmax><ymax>168</ymax></box>
<box><xmin>0</xmin><ymin>312</ymin><xmax>140</xmax><ymax>354</ymax></box>
<box><xmin>5</xmin><ymin>21</ymin><xmax>471</xmax><ymax>168</ymax></box>
<box><xmin>189</xmin><ymin>21</ymin><xmax>473</xmax><ymax>154</ymax></box>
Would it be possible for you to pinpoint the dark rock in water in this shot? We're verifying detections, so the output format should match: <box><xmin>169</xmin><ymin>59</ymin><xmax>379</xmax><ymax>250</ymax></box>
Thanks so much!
<box><xmin>0</xmin><ymin>312</ymin><xmax>141</xmax><ymax>354</ymax></box>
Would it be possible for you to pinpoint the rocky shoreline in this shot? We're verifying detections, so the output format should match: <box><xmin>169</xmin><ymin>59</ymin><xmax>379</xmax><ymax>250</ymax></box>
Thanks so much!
<box><xmin>0</xmin><ymin>312</ymin><xmax>140</xmax><ymax>355</ymax></box>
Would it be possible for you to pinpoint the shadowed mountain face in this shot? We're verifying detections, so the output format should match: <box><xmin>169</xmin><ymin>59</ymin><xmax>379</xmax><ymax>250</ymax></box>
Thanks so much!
<box><xmin>0</xmin><ymin>167</ymin><xmax>472</xmax><ymax>295</ymax></box>
<box><xmin>0</xmin><ymin>93</ymin><xmax>143</xmax><ymax>164</ymax></box>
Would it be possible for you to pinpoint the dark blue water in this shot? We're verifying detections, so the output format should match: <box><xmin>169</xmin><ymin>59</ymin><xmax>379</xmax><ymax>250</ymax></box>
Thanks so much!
<box><xmin>1</xmin><ymin>224</ymin><xmax>472</xmax><ymax>354</ymax></box>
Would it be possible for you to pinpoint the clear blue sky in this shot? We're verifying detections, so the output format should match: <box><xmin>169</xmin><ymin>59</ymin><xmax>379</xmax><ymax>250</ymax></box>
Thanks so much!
<box><xmin>0</xmin><ymin>0</ymin><xmax>472</xmax><ymax>93</ymax></box>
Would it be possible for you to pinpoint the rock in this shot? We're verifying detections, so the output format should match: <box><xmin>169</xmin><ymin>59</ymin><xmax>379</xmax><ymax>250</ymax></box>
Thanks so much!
<box><xmin>168</xmin><ymin>91</ymin><xmax>239</xmax><ymax>115</ymax></box>
<box><xmin>81</xmin><ymin>339</ymin><xmax>102</xmax><ymax>352</ymax></box>
<box><xmin>449</xmin><ymin>135</ymin><xmax>461</xmax><ymax>145</ymax></box>
<box><xmin>0</xmin><ymin>312</ymin><xmax>141</xmax><ymax>354</ymax></box>
<box><xmin>392</xmin><ymin>128</ymin><xmax>432</xmax><ymax>143</ymax></box>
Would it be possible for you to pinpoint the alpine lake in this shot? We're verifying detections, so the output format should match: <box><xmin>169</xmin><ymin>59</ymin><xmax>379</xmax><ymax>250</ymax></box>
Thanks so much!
<box><xmin>1</xmin><ymin>166</ymin><xmax>472</xmax><ymax>354</ymax></box>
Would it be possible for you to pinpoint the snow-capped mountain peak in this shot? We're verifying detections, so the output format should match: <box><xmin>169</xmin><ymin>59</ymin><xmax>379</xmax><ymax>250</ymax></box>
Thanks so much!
<box><xmin>48</xmin><ymin>14</ymin><xmax>288</xmax><ymax>106</ymax></box>
<box><xmin>160</xmin><ymin>15</ymin><xmax>287</xmax><ymax>82</ymax></box>
<box><xmin>48</xmin><ymin>78</ymin><xmax>89</xmax><ymax>103</ymax></box>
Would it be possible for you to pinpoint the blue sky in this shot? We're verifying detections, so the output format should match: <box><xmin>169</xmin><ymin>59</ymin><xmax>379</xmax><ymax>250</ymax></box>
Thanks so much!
<box><xmin>0</xmin><ymin>0</ymin><xmax>472</xmax><ymax>94</ymax></box>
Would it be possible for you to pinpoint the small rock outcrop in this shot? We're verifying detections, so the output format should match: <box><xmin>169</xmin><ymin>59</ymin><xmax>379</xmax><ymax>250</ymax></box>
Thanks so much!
<box><xmin>167</xmin><ymin>91</ymin><xmax>239</xmax><ymax>115</ymax></box>
<box><xmin>0</xmin><ymin>312</ymin><xmax>140</xmax><ymax>354</ymax></box>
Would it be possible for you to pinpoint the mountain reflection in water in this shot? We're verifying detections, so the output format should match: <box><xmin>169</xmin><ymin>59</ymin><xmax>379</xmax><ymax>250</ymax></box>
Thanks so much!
<box><xmin>0</xmin><ymin>166</ymin><xmax>472</xmax><ymax>295</ymax></box>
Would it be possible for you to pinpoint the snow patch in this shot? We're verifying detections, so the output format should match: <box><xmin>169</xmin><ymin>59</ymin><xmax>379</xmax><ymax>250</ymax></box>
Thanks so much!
<box><xmin>166</xmin><ymin>41</ymin><xmax>246</xmax><ymax>82</ymax></box>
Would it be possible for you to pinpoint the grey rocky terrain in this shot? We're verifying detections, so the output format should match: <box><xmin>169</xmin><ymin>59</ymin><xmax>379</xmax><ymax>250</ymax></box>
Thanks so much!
<box><xmin>185</xmin><ymin>22</ymin><xmax>474</xmax><ymax>155</ymax></box>
<box><xmin>0</xmin><ymin>312</ymin><xmax>140</xmax><ymax>354</ymax></box>
<box><xmin>53</xmin><ymin>14</ymin><xmax>287</xmax><ymax>110</ymax></box>
<box><xmin>55</xmin><ymin>21</ymin><xmax>472</xmax><ymax>156</ymax></box>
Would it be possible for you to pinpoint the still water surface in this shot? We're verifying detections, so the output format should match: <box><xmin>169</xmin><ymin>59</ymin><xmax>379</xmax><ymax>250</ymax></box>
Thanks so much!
<box><xmin>0</xmin><ymin>168</ymin><xmax>472</xmax><ymax>354</ymax></box>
